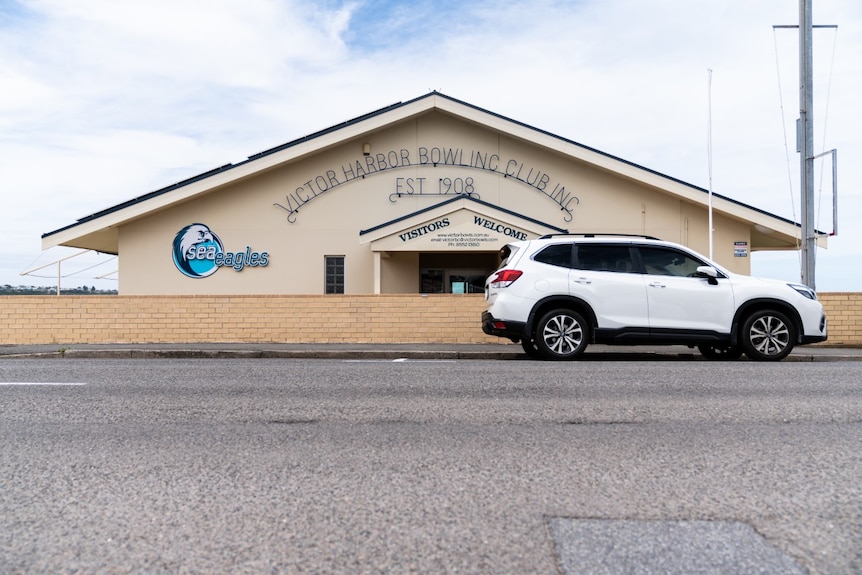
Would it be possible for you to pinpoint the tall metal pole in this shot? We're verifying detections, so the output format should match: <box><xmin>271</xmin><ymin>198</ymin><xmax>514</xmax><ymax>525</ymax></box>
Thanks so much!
<box><xmin>799</xmin><ymin>0</ymin><xmax>816</xmax><ymax>289</ymax></box>
<box><xmin>707</xmin><ymin>68</ymin><xmax>714</xmax><ymax>260</ymax></box>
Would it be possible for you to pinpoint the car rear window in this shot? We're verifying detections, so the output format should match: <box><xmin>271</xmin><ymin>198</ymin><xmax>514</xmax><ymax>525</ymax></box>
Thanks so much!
<box><xmin>574</xmin><ymin>245</ymin><xmax>634</xmax><ymax>273</ymax></box>
<box><xmin>533</xmin><ymin>243</ymin><xmax>573</xmax><ymax>268</ymax></box>
<box><xmin>496</xmin><ymin>244</ymin><xmax>519</xmax><ymax>269</ymax></box>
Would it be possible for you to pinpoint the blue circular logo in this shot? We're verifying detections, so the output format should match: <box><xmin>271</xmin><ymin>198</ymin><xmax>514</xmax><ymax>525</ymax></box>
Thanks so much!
<box><xmin>172</xmin><ymin>224</ymin><xmax>224</xmax><ymax>278</ymax></box>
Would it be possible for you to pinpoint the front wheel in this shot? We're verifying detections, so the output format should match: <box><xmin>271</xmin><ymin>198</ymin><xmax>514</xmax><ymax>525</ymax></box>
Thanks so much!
<box><xmin>535</xmin><ymin>309</ymin><xmax>589</xmax><ymax>360</ymax></box>
<box><xmin>740</xmin><ymin>310</ymin><xmax>796</xmax><ymax>361</ymax></box>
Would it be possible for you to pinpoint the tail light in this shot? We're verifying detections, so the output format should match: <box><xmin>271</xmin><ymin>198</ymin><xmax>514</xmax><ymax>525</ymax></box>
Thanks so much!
<box><xmin>488</xmin><ymin>269</ymin><xmax>523</xmax><ymax>288</ymax></box>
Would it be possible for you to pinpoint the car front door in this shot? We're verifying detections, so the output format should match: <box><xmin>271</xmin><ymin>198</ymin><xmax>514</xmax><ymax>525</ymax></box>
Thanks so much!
<box><xmin>637</xmin><ymin>246</ymin><xmax>735</xmax><ymax>335</ymax></box>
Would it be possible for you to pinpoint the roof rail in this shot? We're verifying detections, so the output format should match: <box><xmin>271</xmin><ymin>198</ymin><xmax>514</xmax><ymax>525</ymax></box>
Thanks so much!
<box><xmin>537</xmin><ymin>233</ymin><xmax>662</xmax><ymax>240</ymax></box>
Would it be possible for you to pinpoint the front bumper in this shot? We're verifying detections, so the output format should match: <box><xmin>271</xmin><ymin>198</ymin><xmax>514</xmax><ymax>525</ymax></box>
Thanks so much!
<box><xmin>800</xmin><ymin>313</ymin><xmax>828</xmax><ymax>345</ymax></box>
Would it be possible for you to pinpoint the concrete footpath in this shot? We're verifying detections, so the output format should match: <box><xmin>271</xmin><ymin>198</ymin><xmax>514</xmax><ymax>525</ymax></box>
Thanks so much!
<box><xmin>2</xmin><ymin>342</ymin><xmax>861</xmax><ymax>361</ymax></box>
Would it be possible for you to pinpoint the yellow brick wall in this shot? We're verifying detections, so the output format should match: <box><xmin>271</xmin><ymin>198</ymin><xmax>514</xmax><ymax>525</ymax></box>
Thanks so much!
<box><xmin>0</xmin><ymin>295</ymin><xmax>500</xmax><ymax>345</ymax></box>
<box><xmin>0</xmin><ymin>293</ymin><xmax>855</xmax><ymax>346</ymax></box>
<box><xmin>817</xmin><ymin>293</ymin><xmax>861</xmax><ymax>347</ymax></box>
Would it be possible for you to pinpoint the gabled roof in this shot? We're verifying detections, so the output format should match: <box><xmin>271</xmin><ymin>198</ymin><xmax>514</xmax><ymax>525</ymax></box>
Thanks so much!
<box><xmin>359</xmin><ymin>195</ymin><xmax>567</xmax><ymax>239</ymax></box>
<box><xmin>42</xmin><ymin>91</ymin><xmax>809</xmax><ymax>253</ymax></box>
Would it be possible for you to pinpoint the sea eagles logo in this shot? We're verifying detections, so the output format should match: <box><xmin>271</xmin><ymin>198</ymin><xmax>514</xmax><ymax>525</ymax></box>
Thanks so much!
<box><xmin>172</xmin><ymin>223</ymin><xmax>270</xmax><ymax>278</ymax></box>
<box><xmin>172</xmin><ymin>223</ymin><xmax>224</xmax><ymax>278</ymax></box>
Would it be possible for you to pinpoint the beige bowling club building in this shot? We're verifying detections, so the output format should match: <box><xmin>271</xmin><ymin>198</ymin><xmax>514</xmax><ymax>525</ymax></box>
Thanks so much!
<box><xmin>42</xmin><ymin>92</ymin><xmax>817</xmax><ymax>296</ymax></box>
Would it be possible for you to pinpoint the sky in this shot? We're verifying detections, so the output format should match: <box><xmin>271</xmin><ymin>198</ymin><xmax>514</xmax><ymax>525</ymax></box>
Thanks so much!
<box><xmin>1</xmin><ymin>0</ymin><xmax>859</xmax><ymax>292</ymax></box>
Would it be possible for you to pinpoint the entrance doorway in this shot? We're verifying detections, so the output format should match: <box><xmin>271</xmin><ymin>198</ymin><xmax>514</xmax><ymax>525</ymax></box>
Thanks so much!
<box><xmin>419</xmin><ymin>252</ymin><xmax>499</xmax><ymax>294</ymax></box>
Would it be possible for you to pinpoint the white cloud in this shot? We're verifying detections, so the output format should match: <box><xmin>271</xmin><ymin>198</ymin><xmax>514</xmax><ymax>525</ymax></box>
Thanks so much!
<box><xmin>1</xmin><ymin>0</ymin><xmax>860</xmax><ymax>291</ymax></box>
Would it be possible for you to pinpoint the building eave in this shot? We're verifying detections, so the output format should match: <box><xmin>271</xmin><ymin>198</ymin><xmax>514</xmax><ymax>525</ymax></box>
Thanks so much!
<box><xmin>42</xmin><ymin>91</ymin><xmax>811</xmax><ymax>252</ymax></box>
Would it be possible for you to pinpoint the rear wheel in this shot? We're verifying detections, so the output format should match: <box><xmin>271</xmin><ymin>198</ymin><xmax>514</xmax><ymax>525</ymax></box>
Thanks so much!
<box><xmin>520</xmin><ymin>339</ymin><xmax>541</xmax><ymax>358</ymax></box>
<box><xmin>740</xmin><ymin>310</ymin><xmax>796</xmax><ymax>361</ymax></box>
<box><xmin>697</xmin><ymin>344</ymin><xmax>743</xmax><ymax>360</ymax></box>
<box><xmin>535</xmin><ymin>309</ymin><xmax>589</xmax><ymax>360</ymax></box>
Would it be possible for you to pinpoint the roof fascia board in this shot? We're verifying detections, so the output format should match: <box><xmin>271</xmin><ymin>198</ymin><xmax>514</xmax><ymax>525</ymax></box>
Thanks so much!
<box><xmin>43</xmin><ymin>91</ymin><xmax>801</xmax><ymax>247</ymax></box>
<box><xmin>43</xmin><ymin>98</ymin><xmax>442</xmax><ymax>248</ymax></box>
<box><xmin>431</xmin><ymin>94</ymin><xmax>802</xmax><ymax>233</ymax></box>
<box><xmin>359</xmin><ymin>196</ymin><xmax>566</xmax><ymax>244</ymax></box>
<box><xmin>358</xmin><ymin>198</ymin><xmax>467</xmax><ymax>244</ymax></box>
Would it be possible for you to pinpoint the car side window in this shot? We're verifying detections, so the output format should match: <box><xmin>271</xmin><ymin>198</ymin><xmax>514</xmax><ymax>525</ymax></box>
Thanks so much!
<box><xmin>574</xmin><ymin>245</ymin><xmax>635</xmax><ymax>273</ymax></box>
<box><xmin>533</xmin><ymin>243</ymin><xmax>573</xmax><ymax>268</ymax></box>
<box><xmin>495</xmin><ymin>244</ymin><xmax>517</xmax><ymax>270</ymax></box>
<box><xmin>639</xmin><ymin>247</ymin><xmax>706</xmax><ymax>277</ymax></box>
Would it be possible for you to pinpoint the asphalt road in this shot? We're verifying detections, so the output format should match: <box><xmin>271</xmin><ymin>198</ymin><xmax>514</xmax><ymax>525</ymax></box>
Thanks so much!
<box><xmin>1</xmin><ymin>358</ymin><xmax>860</xmax><ymax>574</ymax></box>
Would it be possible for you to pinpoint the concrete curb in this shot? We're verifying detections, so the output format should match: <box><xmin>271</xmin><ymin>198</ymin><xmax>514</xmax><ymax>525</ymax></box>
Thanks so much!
<box><xmin>2</xmin><ymin>347</ymin><xmax>860</xmax><ymax>361</ymax></box>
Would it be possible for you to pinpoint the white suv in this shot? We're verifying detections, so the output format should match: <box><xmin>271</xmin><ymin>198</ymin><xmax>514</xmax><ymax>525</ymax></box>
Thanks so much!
<box><xmin>482</xmin><ymin>235</ymin><xmax>827</xmax><ymax>361</ymax></box>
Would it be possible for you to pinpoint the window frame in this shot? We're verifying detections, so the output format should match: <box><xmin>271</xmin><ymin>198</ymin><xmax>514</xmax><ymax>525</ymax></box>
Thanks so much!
<box><xmin>324</xmin><ymin>255</ymin><xmax>345</xmax><ymax>294</ymax></box>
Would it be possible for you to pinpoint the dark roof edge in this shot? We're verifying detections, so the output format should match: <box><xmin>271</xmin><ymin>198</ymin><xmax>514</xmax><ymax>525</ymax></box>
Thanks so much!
<box><xmin>42</xmin><ymin>95</ymin><xmax>431</xmax><ymax>240</ymax></box>
<box><xmin>42</xmin><ymin>163</ymin><xmax>237</xmax><ymax>239</ymax></box>
<box><xmin>43</xmin><ymin>91</ymin><xmax>799</xmax><ymax>239</ymax></box>
<box><xmin>358</xmin><ymin>195</ymin><xmax>568</xmax><ymax>236</ymax></box>
<box><xmin>431</xmin><ymin>93</ymin><xmax>801</xmax><ymax>229</ymax></box>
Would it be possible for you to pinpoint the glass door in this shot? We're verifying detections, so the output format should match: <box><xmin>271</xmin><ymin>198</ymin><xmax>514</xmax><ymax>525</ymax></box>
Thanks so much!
<box><xmin>419</xmin><ymin>253</ymin><xmax>498</xmax><ymax>294</ymax></box>
<box><xmin>447</xmin><ymin>270</ymin><xmax>487</xmax><ymax>294</ymax></box>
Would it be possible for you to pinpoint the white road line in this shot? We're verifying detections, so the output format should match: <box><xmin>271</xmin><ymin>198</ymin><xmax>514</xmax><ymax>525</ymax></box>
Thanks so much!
<box><xmin>0</xmin><ymin>382</ymin><xmax>87</xmax><ymax>386</ymax></box>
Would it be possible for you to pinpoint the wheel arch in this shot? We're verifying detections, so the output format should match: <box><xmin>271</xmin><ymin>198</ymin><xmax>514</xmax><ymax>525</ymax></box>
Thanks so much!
<box><xmin>526</xmin><ymin>296</ymin><xmax>598</xmax><ymax>342</ymax></box>
<box><xmin>732</xmin><ymin>298</ymin><xmax>804</xmax><ymax>345</ymax></box>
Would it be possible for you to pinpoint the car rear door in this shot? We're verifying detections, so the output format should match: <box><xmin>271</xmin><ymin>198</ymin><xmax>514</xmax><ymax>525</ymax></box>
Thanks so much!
<box><xmin>570</xmin><ymin>244</ymin><xmax>649</xmax><ymax>330</ymax></box>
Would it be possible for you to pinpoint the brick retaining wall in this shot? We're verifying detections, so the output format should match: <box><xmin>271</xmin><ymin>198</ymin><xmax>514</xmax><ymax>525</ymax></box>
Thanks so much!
<box><xmin>0</xmin><ymin>295</ymin><xmax>499</xmax><ymax>345</ymax></box>
<box><xmin>816</xmin><ymin>293</ymin><xmax>861</xmax><ymax>346</ymax></box>
<box><xmin>0</xmin><ymin>293</ymin><xmax>856</xmax><ymax>346</ymax></box>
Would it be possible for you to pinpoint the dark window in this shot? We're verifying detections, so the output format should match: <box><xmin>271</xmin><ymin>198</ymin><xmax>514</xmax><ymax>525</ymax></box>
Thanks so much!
<box><xmin>574</xmin><ymin>245</ymin><xmax>635</xmax><ymax>273</ymax></box>
<box><xmin>533</xmin><ymin>243</ymin><xmax>573</xmax><ymax>268</ymax></box>
<box><xmin>638</xmin><ymin>247</ymin><xmax>706</xmax><ymax>277</ymax></box>
<box><xmin>325</xmin><ymin>256</ymin><xmax>344</xmax><ymax>294</ymax></box>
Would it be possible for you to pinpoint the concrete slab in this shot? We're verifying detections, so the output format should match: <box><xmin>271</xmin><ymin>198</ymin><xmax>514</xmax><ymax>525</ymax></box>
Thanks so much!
<box><xmin>548</xmin><ymin>518</ymin><xmax>807</xmax><ymax>574</ymax></box>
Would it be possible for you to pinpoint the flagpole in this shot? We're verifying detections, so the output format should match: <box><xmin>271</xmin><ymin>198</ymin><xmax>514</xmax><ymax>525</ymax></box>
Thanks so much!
<box><xmin>707</xmin><ymin>68</ymin><xmax>714</xmax><ymax>260</ymax></box>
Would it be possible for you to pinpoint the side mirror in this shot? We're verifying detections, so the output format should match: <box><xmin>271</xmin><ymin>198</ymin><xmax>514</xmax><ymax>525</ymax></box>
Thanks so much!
<box><xmin>696</xmin><ymin>266</ymin><xmax>719</xmax><ymax>285</ymax></box>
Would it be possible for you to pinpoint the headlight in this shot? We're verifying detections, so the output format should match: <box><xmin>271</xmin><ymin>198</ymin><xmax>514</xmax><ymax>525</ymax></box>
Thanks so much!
<box><xmin>788</xmin><ymin>283</ymin><xmax>817</xmax><ymax>300</ymax></box>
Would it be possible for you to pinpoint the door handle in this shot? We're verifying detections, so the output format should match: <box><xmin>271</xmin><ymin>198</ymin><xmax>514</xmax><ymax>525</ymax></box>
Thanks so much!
<box><xmin>573</xmin><ymin>277</ymin><xmax>592</xmax><ymax>285</ymax></box>
<box><xmin>648</xmin><ymin>282</ymin><xmax>667</xmax><ymax>289</ymax></box>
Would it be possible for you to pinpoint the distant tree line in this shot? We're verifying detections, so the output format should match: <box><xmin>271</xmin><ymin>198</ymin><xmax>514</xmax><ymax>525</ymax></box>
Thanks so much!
<box><xmin>0</xmin><ymin>285</ymin><xmax>118</xmax><ymax>295</ymax></box>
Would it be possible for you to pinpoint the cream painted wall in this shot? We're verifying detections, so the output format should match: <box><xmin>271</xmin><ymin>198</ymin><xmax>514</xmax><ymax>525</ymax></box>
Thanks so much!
<box><xmin>381</xmin><ymin>252</ymin><xmax>419</xmax><ymax>293</ymax></box>
<box><xmin>118</xmin><ymin>110</ymin><xmax>750</xmax><ymax>295</ymax></box>
<box><xmin>712</xmin><ymin>216</ymin><xmax>752</xmax><ymax>274</ymax></box>
<box><xmin>677</xmin><ymin>200</ymin><xmax>752</xmax><ymax>274</ymax></box>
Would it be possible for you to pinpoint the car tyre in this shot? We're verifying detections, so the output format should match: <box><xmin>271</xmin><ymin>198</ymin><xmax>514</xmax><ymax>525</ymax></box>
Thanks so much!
<box><xmin>535</xmin><ymin>309</ymin><xmax>589</xmax><ymax>360</ymax></box>
<box><xmin>697</xmin><ymin>344</ymin><xmax>743</xmax><ymax>360</ymax></box>
<box><xmin>740</xmin><ymin>309</ymin><xmax>796</xmax><ymax>361</ymax></box>
<box><xmin>520</xmin><ymin>339</ymin><xmax>541</xmax><ymax>358</ymax></box>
